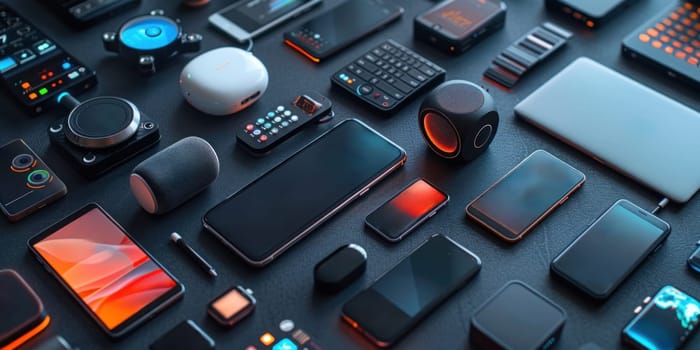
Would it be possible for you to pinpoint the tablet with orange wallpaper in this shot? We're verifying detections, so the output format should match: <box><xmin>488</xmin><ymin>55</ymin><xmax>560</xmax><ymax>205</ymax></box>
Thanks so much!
<box><xmin>28</xmin><ymin>203</ymin><xmax>184</xmax><ymax>338</ymax></box>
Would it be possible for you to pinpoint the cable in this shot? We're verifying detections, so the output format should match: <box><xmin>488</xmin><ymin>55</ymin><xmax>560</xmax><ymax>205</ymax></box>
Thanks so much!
<box><xmin>245</xmin><ymin>38</ymin><xmax>254</xmax><ymax>52</ymax></box>
<box><xmin>650</xmin><ymin>197</ymin><xmax>669</xmax><ymax>215</ymax></box>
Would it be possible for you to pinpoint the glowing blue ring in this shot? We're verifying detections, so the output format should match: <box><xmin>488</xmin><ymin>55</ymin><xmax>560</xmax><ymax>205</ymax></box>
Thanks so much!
<box><xmin>120</xmin><ymin>17</ymin><xmax>179</xmax><ymax>51</ymax></box>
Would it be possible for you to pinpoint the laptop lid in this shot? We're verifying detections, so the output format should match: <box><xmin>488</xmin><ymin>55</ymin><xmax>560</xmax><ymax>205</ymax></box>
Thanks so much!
<box><xmin>515</xmin><ymin>57</ymin><xmax>700</xmax><ymax>203</ymax></box>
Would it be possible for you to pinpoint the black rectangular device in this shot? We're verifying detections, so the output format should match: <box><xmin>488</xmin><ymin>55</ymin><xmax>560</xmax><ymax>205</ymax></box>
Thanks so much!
<box><xmin>545</xmin><ymin>0</ymin><xmax>633</xmax><ymax>28</ymax></box>
<box><xmin>622</xmin><ymin>285</ymin><xmax>700</xmax><ymax>349</ymax></box>
<box><xmin>0</xmin><ymin>3</ymin><xmax>97</xmax><ymax>114</ymax></box>
<box><xmin>39</xmin><ymin>0</ymin><xmax>140</xmax><ymax>28</ymax></box>
<box><xmin>0</xmin><ymin>139</ymin><xmax>67</xmax><ymax>222</ymax></box>
<box><xmin>341</xmin><ymin>234</ymin><xmax>481</xmax><ymax>348</ymax></box>
<box><xmin>365</xmin><ymin>178</ymin><xmax>449</xmax><ymax>242</ymax></box>
<box><xmin>622</xmin><ymin>2</ymin><xmax>700</xmax><ymax>88</ymax></box>
<box><xmin>203</xmin><ymin>119</ymin><xmax>406</xmax><ymax>267</ymax></box>
<box><xmin>330</xmin><ymin>40</ymin><xmax>446</xmax><ymax>112</ymax></box>
<box><xmin>414</xmin><ymin>0</ymin><xmax>507</xmax><ymax>55</ymax></box>
<box><xmin>283</xmin><ymin>0</ymin><xmax>404</xmax><ymax>63</ymax></box>
<box><xmin>551</xmin><ymin>199</ymin><xmax>671</xmax><ymax>300</ymax></box>
<box><xmin>210</xmin><ymin>0</ymin><xmax>323</xmax><ymax>43</ymax></box>
<box><xmin>28</xmin><ymin>204</ymin><xmax>185</xmax><ymax>338</ymax></box>
<box><xmin>466</xmin><ymin>150</ymin><xmax>585</xmax><ymax>243</ymax></box>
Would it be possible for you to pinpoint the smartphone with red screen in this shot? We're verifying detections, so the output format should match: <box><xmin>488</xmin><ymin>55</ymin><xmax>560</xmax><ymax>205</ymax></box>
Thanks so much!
<box><xmin>365</xmin><ymin>178</ymin><xmax>449</xmax><ymax>242</ymax></box>
<box><xmin>27</xmin><ymin>203</ymin><xmax>184</xmax><ymax>338</ymax></box>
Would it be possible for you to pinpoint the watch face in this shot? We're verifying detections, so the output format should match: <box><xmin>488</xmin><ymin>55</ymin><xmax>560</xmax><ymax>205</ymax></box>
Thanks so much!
<box><xmin>208</xmin><ymin>286</ymin><xmax>255</xmax><ymax>326</ymax></box>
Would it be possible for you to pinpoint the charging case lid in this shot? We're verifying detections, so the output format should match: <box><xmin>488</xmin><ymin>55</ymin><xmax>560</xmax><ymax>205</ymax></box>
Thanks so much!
<box><xmin>0</xmin><ymin>269</ymin><xmax>48</xmax><ymax>348</ymax></box>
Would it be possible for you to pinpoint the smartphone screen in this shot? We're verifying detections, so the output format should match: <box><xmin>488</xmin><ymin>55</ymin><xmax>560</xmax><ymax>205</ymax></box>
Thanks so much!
<box><xmin>283</xmin><ymin>0</ymin><xmax>403</xmax><ymax>61</ymax></box>
<box><xmin>623</xmin><ymin>286</ymin><xmax>700</xmax><ymax>349</ymax></box>
<box><xmin>28</xmin><ymin>204</ymin><xmax>184</xmax><ymax>337</ymax></box>
<box><xmin>203</xmin><ymin>119</ymin><xmax>406</xmax><ymax>266</ymax></box>
<box><xmin>365</xmin><ymin>178</ymin><xmax>448</xmax><ymax>242</ymax></box>
<box><xmin>342</xmin><ymin>234</ymin><xmax>481</xmax><ymax>347</ymax></box>
<box><xmin>466</xmin><ymin>150</ymin><xmax>585</xmax><ymax>242</ymax></box>
<box><xmin>551</xmin><ymin>199</ymin><xmax>670</xmax><ymax>299</ymax></box>
<box><xmin>210</xmin><ymin>0</ymin><xmax>322</xmax><ymax>42</ymax></box>
<box><xmin>418</xmin><ymin>0</ymin><xmax>505</xmax><ymax>37</ymax></box>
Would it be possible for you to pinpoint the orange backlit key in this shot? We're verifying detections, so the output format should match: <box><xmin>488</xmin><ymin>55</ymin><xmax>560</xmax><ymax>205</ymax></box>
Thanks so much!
<box><xmin>682</xmin><ymin>18</ymin><xmax>692</xmax><ymax>26</ymax></box>
<box><xmin>668</xmin><ymin>29</ymin><xmax>678</xmax><ymax>37</ymax></box>
<box><xmin>688</xmin><ymin>29</ymin><xmax>697</xmax><ymax>36</ymax></box>
<box><xmin>647</xmin><ymin>28</ymin><xmax>659</xmax><ymax>37</ymax></box>
<box><xmin>691</xmin><ymin>12</ymin><xmax>698</xmax><ymax>20</ymax></box>
<box><xmin>656</xmin><ymin>23</ymin><xmax>666</xmax><ymax>31</ymax></box>
<box><xmin>694</xmin><ymin>23</ymin><xmax>700</xmax><ymax>30</ymax></box>
<box><xmin>652</xmin><ymin>41</ymin><xmax>663</xmax><ymax>48</ymax></box>
<box><xmin>671</xmin><ymin>13</ymin><xmax>680</xmax><ymax>20</ymax></box>
<box><xmin>666</xmin><ymin>46</ymin><xmax>675</xmax><ymax>54</ymax></box>
<box><xmin>661</xmin><ymin>35</ymin><xmax>671</xmax><ymax>43</ymax></box>
<box><xmin>21</xmin><ymin>82</ymin><xmax>30</xmax><ymax>89</ymax></box>
<box><xmin>689</xmin><ymin>57</ymin><xmax>699</xmax><ymax>65</ymax></box>
<box><xmin>685</xmin><ymin>46</ymin><xmax>694</xmax><ymax>53</ymax></box>
<box><xmin>685</xmin><ymin>2</ymin><xmax>693</xmax><ymax>10</ymax></box>
<box><xmin>673</xmin><ymin>41</ymin><xmax>683</xmax><ymax>48</ymax></box>
<box><xmin>28</xmin><ymin>93</ymin><xmax>37</xmax><ymax>100</ymax></box>
<box><xmin>681</xmin><ymin>35</ymin><xmax>690</xmax><ymax>42</ymax></box>
<box><xmin>676</xmin><ymin>51</ymin><xmax>687</xmax><ymax>59</ymax></box>
<box><xmin>664</xmin><ymin>18</ymin><xmax>673</xmax><ymax>26</ymax></box>
<box><xmin>639</xmin><ymin>33</ymin><xmax>651</xmax><ymax>42</ymax></box>
<box><xmin>693</xmin><ymin>40</ymin><xmax>700</xmax><ymax>47</ymax></box>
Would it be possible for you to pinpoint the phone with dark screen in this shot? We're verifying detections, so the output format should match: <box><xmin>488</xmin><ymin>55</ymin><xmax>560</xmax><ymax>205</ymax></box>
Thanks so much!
<box><xmin>283</xmin><ymin>0</ymin><xmax>404</xmax><ymax>62</ymax></box>
<box><xmin>466</xmin><ymin>150</ymin><xmax>585</xmax><ymax>243</ymax></box>
<box><xmin>365</xmin><ymin>178</ymin><xmax>448</xmax><ymax>242</ymax></box>
<box><xmin>551</xmin><ymin>199</ymin><xmax>671</xmax><ymax>299</ymax></box>
<box><xmin>341</xmin><ymin>234</ymin><xmax>481</xmax><ymax>347</ymax></box>
<box><xmin>203</xmin><ymin>119</ymin><xmax>406</xmax><ymax>267</ymax></box>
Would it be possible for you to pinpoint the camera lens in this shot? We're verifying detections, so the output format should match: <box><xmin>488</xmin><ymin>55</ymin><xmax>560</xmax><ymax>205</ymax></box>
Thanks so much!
<box><xmin>27</xmin><ymin>169</ymin><xmax>50</xmax><ymax>186</ymax></box>
<box><xmin>11</xmin><ymin>154</ymin><xmax>35</xmax><ymax>170</ymax></box>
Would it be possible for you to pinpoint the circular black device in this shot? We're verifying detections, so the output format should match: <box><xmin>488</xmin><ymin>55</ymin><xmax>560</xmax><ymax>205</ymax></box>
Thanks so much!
<box><xmin>65</xmin><ymin>96</ymin><xmax>141</xmax><ymax>149</ymax></box>
<box><xmin>418</xmin><ymin>80</ymin><xmax>499</xmax><ymax>162</ymax></box>
<box><xmin>103</xmin><ymin>10</ymin><xmax>202</xmax><ymax>74</ymax></box>
<box><xmin>11</xmin><ymin>154</ymin><xmax>34</xmax><ymax>170</ymax></box>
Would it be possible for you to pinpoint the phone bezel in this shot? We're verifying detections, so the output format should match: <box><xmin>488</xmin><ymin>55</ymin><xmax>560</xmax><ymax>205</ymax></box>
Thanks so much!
<box><xmin>27</xmin><ymin>203</ymin><xmax>185</xmax><ymax>338</ymax></box>
<box><xmin>365</xmin><ymin>178</ymin><xmax>449</xmax><ymax>242</ymax></box>
<box><xmin>465</xmin><ymin>150</ymin><xmax>586</xmax><ymax>243</ymax></box>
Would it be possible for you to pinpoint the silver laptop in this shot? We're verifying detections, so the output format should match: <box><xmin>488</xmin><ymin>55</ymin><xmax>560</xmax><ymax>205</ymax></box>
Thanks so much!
<box><xmin>515</xmin><ymin>57</ymin><xmax>700</xmax><ymax>203</ymax></box>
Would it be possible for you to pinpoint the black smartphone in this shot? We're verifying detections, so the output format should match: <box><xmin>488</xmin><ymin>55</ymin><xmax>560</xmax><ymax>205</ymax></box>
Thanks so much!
<box><xmin>466</xmin><ymin>150</ymin><xmax>585</xmax><ymax>243</ymax></box>
<box><xmin>0</xmin><ymin>3</ymin><xmax>97</xmax><ymax>114</ymax></box>
<box><xmin>209</xmin><ymin>0</ymin><xmax>323</xmax><ymax>43</ymax></box>
<box><xmin>0</xmin><ymin>139</ymin><xmax>67</xmax><ymax>222</ymax></box>
<box><xmin>283</xmin><ymin>0</ymin><xmax>404</xmax><ymax>62</ymax></box>
<box><xmin>545</xmin><ymin>0</ymin><xmax>632</xmax><ymax>28</ymax></box>
<box><xmin>365</xmin><ymin>178</ymin><xmax>449</xmax><ymax>242</ymax></box>
<box><xmin>341</xmin><ymin>234</ymin><xmax>481</xmax><ymax>347</ymax></box>
<box><xmin>203</xmin><ymin>119</ymin><xmax>406</xmax><ymax>267</ymax></box>
<box><xmin>622</xmin><ymin>285</ymin><xmax>700</xmax><ymax>349</ymax></box>
<box><xmin>551</xmin><ymin>199</ymin><xmax>671</xmax><ymax>300</ymax></box>
<box><xmin>28</xmin><ymin>203</ymin><xmax>185</xmax><ymax>338</ymax></box>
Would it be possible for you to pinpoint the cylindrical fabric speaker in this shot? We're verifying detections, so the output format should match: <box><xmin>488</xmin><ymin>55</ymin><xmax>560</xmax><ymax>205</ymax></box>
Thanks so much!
<box><xmin>418</xmin><ymin>80</ymin><xmax>499</xmax><ymax>161</ymax></box>
<box><xmin>130</xmin><ymin>136</ymin><xmax>219</xmax><ymax>214</ymax></box>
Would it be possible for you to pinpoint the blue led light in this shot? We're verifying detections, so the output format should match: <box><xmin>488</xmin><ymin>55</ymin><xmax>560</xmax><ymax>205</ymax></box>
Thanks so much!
<box><xmin>120</xmin><ymin>17</ymin><xmax>179</xmax><ymax>50</ymax></box>
<box><xmin>56</xmin><ymin>92</ymin><xmax>71</xmax><ymax>103</ymax></box>
<box><xmin>61</xmin><ymin>61</ymin><xmax>72</xmax><ymax>70</ymax></box>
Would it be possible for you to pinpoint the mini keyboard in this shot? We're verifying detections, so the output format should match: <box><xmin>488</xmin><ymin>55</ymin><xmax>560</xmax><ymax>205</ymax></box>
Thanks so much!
<box><xmin>331</xmin><ymin>40</ymin><xmax>446</xmax><ymax>113</ymax></box>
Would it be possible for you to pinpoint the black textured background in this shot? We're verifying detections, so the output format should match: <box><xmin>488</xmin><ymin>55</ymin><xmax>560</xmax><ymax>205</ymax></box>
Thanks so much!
<box><xmin>2</xmin><ymin>0</ymin><xmax>700</xmax><ymax>349</ymax></box>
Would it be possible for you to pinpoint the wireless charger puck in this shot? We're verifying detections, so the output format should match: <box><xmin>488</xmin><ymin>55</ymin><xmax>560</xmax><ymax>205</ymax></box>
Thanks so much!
<box><xmin>65</xmin><ymin>97</ymin><xmax>140</xmax><ymax>149</ymax></box>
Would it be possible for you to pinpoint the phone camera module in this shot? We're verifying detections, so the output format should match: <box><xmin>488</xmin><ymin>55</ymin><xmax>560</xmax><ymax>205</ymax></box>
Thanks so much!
<box><xmin>12</xmin><ymin>154</ymin><xmax>35</xmax><ymax>171</ymax></box>
<box><xmin>27</xmin><ymin>169</ymin><xmax>50</xmax><ymax>186</ymax></box>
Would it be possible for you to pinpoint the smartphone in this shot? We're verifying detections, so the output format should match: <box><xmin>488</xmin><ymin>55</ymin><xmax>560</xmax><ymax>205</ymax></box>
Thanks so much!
<box><xmin>209</xmin><ymin>0</ymin><xmax>322</xmax><ymax>43</ymax></box>
<box><xmin>365</xmin><ymin>178</ymin><xmax>449</xmax><ymax>242</ymax></box>
<box><xmin>0</xmin><ymin>139</ymin><xmax>67</xmax><ymax>222</ymax></box>
<box><xmin>283</xmin><ymin>0</ymin><xmax>404</xmax><ymax>62</ymax></box>
<box><xmin>28</xmin><ymin>204</ymin><xmax>185</xmax><ymax>338</ymax></box>
<box><xmin>341</xmin><ymin>234</ymin><xmax>481</xmax><ymax>347</ymax></box>
<box><xmin>622</xmin><ymin>285</ymin><xmax>700</xmax><ymax>349</ymax></box>
<box><xmin>203</xmin><ymin>119</ymin><xmax>406</xmax><ymax>267</ymax></box>
<box><xmin>551</xmin><ymin>199</ymin><xmax>671</xmax><ymax>299</ymax></box>
<box><xmin>466</xmin><ymin>150</ymin><xmax>585</xmax><ymax>243</ymax></box>
<box><xmin>545</xmin><ymin>0</ymin><xmax>632</xmax><ymax>28</ymax></box>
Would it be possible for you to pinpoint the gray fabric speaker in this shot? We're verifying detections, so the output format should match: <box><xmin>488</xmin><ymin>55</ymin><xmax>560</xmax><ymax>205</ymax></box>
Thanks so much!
<box><xmin>130</xmin><ymin>137</ymin><xmax>219</xmax><ymax>214</ymax></box>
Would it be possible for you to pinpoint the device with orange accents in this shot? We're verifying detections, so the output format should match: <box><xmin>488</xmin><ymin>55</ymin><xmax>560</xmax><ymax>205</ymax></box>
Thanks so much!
<box><xmin>0</xmin><ymin>139</ymin><xmax>66</xmax><ymax>222</ymax></box>
<box><xmin>0</xmin><ymin>269</ymin><xmax>51</xmax><ymax>350</ymax></box>
<box><xmin>545</xmin><ymin>0</ymin><xmax>633</xmax><ymax>28</ymax></box>
<box><xmin>623</xmin><ymin>1</ymin><xmax>700</xmax><ymax>87</ymax></box>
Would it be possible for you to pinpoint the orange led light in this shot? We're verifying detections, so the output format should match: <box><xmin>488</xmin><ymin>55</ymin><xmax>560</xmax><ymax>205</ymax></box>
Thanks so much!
<box><xmin>665</xmin><ymin>46</ymin><xmax>675</xmax><ymax>54</ymax></box>
<box><xmin>647</xmin><ymin>28</ymin><xmax>658</xmax><ymax>37</ymax></box>
<box><xmin>259</xmin><ymin>333</ymin><xmax>275</xmax><ymax>346</ymax></box>
<box><xmin>0</xmin><ymin>316</ymin><xmax>50</xmax><ymax>350</ymax></box>
<box><xmin>21</xmin><ymin>82</ymin><xmax>30</xmax><ymax>89</ymax></box>
<box><xmin>283</xmin><ymin>40</ymin><xmax>320</xmax><ymax>63</ymax></box>
<box><xmin>652</xmin><ymin>41</ymin><xmax>663</xmax><ymax>48</ymax></box>
<box><xmin>639</xmin><ymin>34</ymin><xmax>650</xmax><ymax>43</ymax></box>
<box><xmin>28</xmin><ymin>93</ymin><xmax>38</xmax><ymax>100</ymax></box>
<box><xmin>676</xmin><ymin>51</ymin><xmax>687</xmax><ymax>59</ymax></box>
<box><xmin>586</xmin><ymin>20</ymin><xmax>595</xmax><ymax>28</ymax></box>
<box><xmin>688</xmin><ymin>57</ymin><xmax>699</xmax><ymax>65</ymax></box>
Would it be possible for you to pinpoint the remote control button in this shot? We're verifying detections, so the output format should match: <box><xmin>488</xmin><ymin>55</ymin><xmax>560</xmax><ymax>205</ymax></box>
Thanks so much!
<box><xmin>82</xmin><ymin>153</ymin><xmax>96</xmax><ymax>164</ymax></box>
<box><xmin>358</xmin><ymin>84</ymin><xmax>373</xmax><ymax>95</ymax></box>
<box><xmin>276</xmin><ymin>106</ymin><xmax>284</xmax><ymax>112</ymax></box>
<box><xmin>267</xmin><ymin>112</ymin><xmax>275</xmax><ymax>118</ymax></box>
<box><xmin>12</xmin><ymin>49</ymin><xmax>35</xmax><ymax>64</ymax></box>
<box><xmin>263</xmin><ymin>122</ymin><xmax>272</xmax><ymax>129</ymax></box>
<box><xmin>281</xmin><ymin>121</ymin><xmax>289</xmax><ymax>127</ymax></box>
<box><xmin>274</xmin><ymin>116</ymin><xmax>282</xmax><ymax>123</ymax></box>
<box><xmin>33</xmin><ymin>40</ymin><xmax>56</xmax><ymax>55</ymax></box>
<box><xmin>253</xmin><ymin>129</ymin><xmax>261</xmax><ymax>136</ymax></box>
<box><xmin>0</xmin><ymin>56</ymin><xmax>17</xmax><ymax>73</ymax></box>
<box><xmin>271</xmin><ymin>128</ymin><xmax>279</xmax><ymax>134</ymax></box>
<box><xmin>259</xmin><ymin>135</ymin><xmax>268</xmax><ymax>142</ymax></box>
<box><xmin>245</xmin><ymin>124</ymin><xmax>255</xmax><ymax>132</ymax></box>
<box><xmin>283</xmin><ymin>110</ymin><xmax>291</xmax><ymax>117</ymax></box>
<box><xmin>291</xmin><ymin>115</ymin><xmax>299</xmax><ymax>122</ymax></box>
<box><xmin>256</xmin><ymin>118</ymin><xmax>265</xmax><ymax>125</ymax></box>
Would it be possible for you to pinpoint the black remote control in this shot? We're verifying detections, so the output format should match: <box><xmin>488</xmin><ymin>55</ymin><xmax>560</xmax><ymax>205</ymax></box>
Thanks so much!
<box><xmin>0</xmin><ymin>3</ymin><xmax>97</xmax><ymax>114</ymax></box>
<box><xmin>236</xmin><ymin>92</ymin><xmax>333</xmax><ymax>154</ymax></box>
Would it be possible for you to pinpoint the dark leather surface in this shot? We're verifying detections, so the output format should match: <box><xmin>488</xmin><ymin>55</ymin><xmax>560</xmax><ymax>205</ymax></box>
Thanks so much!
<box><xmin>2</xmin><ymin>0</ymin><xmax>700</xmax><ymax>349</ymax></box>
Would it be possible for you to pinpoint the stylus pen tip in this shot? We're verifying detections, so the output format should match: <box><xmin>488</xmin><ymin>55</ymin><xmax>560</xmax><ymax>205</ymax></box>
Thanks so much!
<box><xmin>209</xmin><ymin>269</ymin><xmax>218</xmax><ymax>277</ymax></box>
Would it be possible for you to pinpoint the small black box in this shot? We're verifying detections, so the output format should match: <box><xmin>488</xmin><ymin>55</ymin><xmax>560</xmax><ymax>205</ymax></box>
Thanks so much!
<box><xmin>414</xmin><ymin>0</ymin><xmax>507</xmax><ymax>55</ymax></box>
<box><xmin>470</xmin><ymin>281</ymin><xmax>566</xmax><ymax>350</ymax></box>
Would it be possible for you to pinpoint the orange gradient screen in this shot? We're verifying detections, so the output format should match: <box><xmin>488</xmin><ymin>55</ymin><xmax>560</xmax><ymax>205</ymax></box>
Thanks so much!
<box><xmin>32</xmin><ymin>208</ymin><xmax>176</xmax><ymax>330</ymax></box>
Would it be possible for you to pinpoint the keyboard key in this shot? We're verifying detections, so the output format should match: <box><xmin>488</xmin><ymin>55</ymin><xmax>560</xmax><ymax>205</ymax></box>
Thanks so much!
<box><xmin>0</xmin><ymin>56</ymin><xmax>17</xmax><ymax>73</ymax></box>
